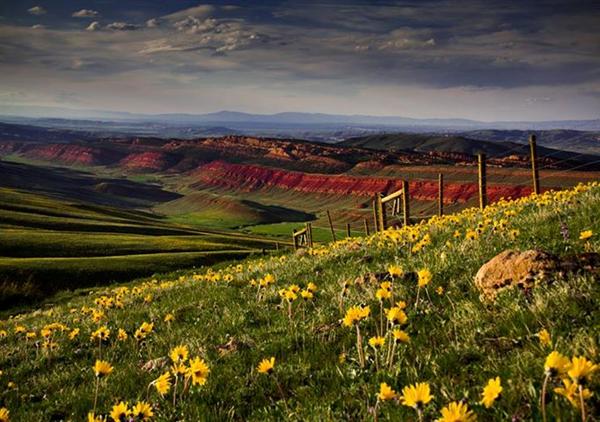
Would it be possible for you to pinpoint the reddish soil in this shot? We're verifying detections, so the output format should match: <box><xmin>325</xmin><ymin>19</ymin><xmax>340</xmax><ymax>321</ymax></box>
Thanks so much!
<box><xmin>20</xmin><ymin>143</ymin><xmax>123</xmax><ymax>166</ymax></box>
<box><xmin>193</xmin><ymin>160</ymin><xmax>534</xmax><ymax>204</ymax></box>
<box><xmin>120</xmin><ymin>151</ymin><xmax>178</xmax><ymax>171</ymax></box>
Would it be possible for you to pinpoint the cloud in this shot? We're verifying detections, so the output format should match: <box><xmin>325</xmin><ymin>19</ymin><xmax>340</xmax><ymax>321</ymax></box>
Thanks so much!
<box><xmin>72</xmin><ymin>9</ymin><xmax>100</xmax><ymax>19</ymax></box>
<box><xmin>27</xmin><ymin>6</ymin><xmax>46</xmax><ymax>16</ymax></box>
<box><xmin>86</xmin><ymin>21</ymin><xmax>100</xmax><ymax>31</ymax></box>
<box><xmin>106</xmin><ymin>22</ymin><xmax>141</xmax><ymax>31</ymax></box>
<box><xmin>163</xmin><ymin>4</ymin><xmax>215</xmax><ymax>21</ymax></box>
<box><xmin>146</xmin><ymin>18</ymin><xmax>160</xmax><ymax>28</ymax></box>
<box><xmin>31</xmin><ymin>24</ymin><xmax>45</xmax><ymax>30</ymax></box>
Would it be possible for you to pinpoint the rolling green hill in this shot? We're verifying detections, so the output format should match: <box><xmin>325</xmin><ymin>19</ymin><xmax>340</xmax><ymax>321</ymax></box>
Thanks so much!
<box><xmin>0</xmin><ymin>187</ymin><xmax>285</xmax><ymax>307</ymax></box>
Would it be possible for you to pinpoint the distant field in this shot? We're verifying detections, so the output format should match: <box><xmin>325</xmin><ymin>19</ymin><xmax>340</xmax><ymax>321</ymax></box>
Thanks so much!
<box><xmin>0</xmin><ymin>187</ymin><xmax>286</xmax><ymax>307</ymax></box>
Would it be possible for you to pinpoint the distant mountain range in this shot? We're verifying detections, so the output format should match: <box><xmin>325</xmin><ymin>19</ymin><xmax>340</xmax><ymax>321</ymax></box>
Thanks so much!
<box><xmin>1</xmin><ymin>105</ymin><xmax>600</xmax><ymax>131</ymax></box>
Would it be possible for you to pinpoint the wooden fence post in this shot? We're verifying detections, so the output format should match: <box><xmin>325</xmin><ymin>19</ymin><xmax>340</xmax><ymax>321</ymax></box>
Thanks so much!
<box><xmin>374</xmin><ymin>193</ymin><xmax>385</xmax><ymax>232</ymax></box>
<box><xmin>402</xmin><ymin>180</ymin><xmax>410</xmax><ymax>226</ymax></box>
<box><xmin>346</xmin><ymin>223</ymin><xmax>351</xmax><ymax>238</ymax></box>
<box><xmin>438</xmin><ymin>173</ymin><xmax>444</xmax><ymax>216</ymax></box>
<box><xmin>306</xmin><ymin>223</ymin><xmax>313</xmax><ymax>248</ymax></box>
<box><xmin>326</xmin><ymin>210</ymin><xmax>337</xmax><ymax>242</ymax></box>
<box><xmin>292</xmin><ymin>229</ymin><xmax>298</xmax><ymax>250</ymax></box>
<box><xmin>372</xmin><ymin>197</ymin><xmax>378</xmax><ymax>232</ymax></box>
<box><xmin>478</xmin><ymin>153</ymin><xmax>487</xmax><ymax>209</ymax></box>
<box><xmin>529</xmin><ymin>134</ymin><xmax>540</xmax><ymax>195</ymax></box>
<box><xmin>363</xmin><ymin>218</ymin><xmax>370</xmax><ymax>236</ymax></box>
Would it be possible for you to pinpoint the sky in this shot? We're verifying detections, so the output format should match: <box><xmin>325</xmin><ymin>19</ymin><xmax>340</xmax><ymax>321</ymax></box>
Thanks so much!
<box><xmin>0</xmin><ymin>0</ymin><xmax>599</xmax><ymax>121</ymax></box>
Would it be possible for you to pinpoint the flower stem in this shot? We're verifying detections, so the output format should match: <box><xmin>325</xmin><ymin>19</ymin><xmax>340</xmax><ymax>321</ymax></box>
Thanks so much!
<box><xmin>379</xmin><ymin>302</ymin><xmax>384</xmax><ymax>337</ymax></box>
<box><xmin>541</xmin><ymin>373</ymin><xmax>549</xmax><ymax>422</ymax></box>
<box><xmin>356</xmin><ymin>325</ymin><xmax>365</xmax><ymax>368</ymax></box>
<box><xmin>579</xmin><ymin>384</ymin><xmax>586</xmax><ymax>422</ymax></box>
<box><xmin>92</xmin><ymin>377</ymin><xmax>100</xmax><ymax>415</ymax></box>
<box><xmin>272</xmin><ymin>374</ymin><xmax>289</xmax><ymax>414</ymax></box>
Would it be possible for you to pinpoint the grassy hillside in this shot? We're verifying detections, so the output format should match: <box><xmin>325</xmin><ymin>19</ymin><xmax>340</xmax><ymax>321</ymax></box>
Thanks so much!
<box><xmin>0</xmin><ymin>182</ymin><xmax>598</xmax><ymax>420</ymax></box>
<box><xmin>341</xmin><ymin>133</ymin><xmax>600</xmax><ymax>165</ymax></box>
<box><xmin>155</xmin><ymin>191</ymin><xmax>314</xmax><ymax>229</ymax></box>
<box><xmin>0</xmin><ymin>188</ymin><xmax>284</xmax><ymax>307</ymax></box>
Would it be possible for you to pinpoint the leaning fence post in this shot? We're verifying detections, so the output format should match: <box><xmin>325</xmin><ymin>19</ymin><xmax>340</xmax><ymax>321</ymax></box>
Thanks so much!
<box><xmin>363</xmin><ymin>218</ymin><xmax>370</xmax><ymax>236</ymax></box>
<box><xmin>346</xmin><ymin>223</ymin><xmax>351</xmax><ymax>238</ymax></box>
<box><xmin>438</xmin><ymin>173</ymin><xmax>444</xmax><ymax>216</ymax></box>
<box><xmin>529</xmin><ymin>134</ymin><xmax>540</xmax><ymax>195</ymax></box>
<box><xmin>326</xmin><ymin>210</ymin><xmax>337</xmax><ymax>242</ymax></box>
<box><xmin>478</xmin><ymin>153</ymin><xmax>487</xmax><ymax>209</ymax></box>
<box><xmin>402</xmin><ymin>180</ymin><xmax>410</xmax><ymax>226</ymax></box>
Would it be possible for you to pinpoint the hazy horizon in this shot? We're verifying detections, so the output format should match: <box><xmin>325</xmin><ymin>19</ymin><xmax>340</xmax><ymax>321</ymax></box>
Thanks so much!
<box><xmin>1</xmin><ymin>1</ymin><xmax>599</xmax><ymax>121</ymax></box>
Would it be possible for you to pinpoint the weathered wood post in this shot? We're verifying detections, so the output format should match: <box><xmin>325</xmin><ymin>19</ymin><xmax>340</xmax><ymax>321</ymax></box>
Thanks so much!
<box><xmin>346</xmin><ymin>223</ymin><xmax>351</xmax><ymax>238</ymax></box>
<box><xmin>402</xmin><ymin>180</ymin><xmax>410</xmax><ymax>226</ymax></box>
<box><xmin>478</xmin><ymin>153</ymin><xmax>487</xmax><ymax>209</ymax></box>
<box><xmin>292</xmin><ymin>229</ymin><xmax>298</xmax><ymax>250</ymax></box>
<box><xmin>438</xmin><ymin>173</ymin><xmax>444</xmax><ymax>216</ymax></box>
<box><xmin>363</xmin><ymin>218</ymin><xmax>370</xmax><ymax>236</ymax></box>
<box><xmin>372</xmin><ymin>197</ymin><xmax>378</xmax><ymax>232</ymax></box>
<box><xmin>306</xmin><ymin>222</ymin><xmax>313</xmax><ymax>248</ymax></box>
<box><xmin>380</xmin><ymin>193</ymin><xmax>387</xmax><ymax>231</ymax></box>
<box><xmin>375</xmin><ymin>193</ymin><xmax>385</xmax><ymax>232</ymax></box>
<box><xmin>529</xmin><ymin>134</ymin><xmax>540</xmax><ymax>195</ymax></box>
<box><xmin>326</xmin><ymin>210</ymin><xmax>337</xmax><ymax>242</ymax></box>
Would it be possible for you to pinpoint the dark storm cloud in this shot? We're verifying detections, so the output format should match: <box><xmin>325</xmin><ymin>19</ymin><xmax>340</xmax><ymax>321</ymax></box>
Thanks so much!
<box><xmin>0</xmin><ymin>0</ymin><xmax>598</xmax><ymax>119</ymax></box>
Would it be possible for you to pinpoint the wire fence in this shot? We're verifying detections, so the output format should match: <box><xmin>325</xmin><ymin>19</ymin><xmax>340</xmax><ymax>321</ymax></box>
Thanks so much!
<box><xmin>287</xmin><ymin>135</ymin><xmax>599</xmax><ymax>246</ymax></box>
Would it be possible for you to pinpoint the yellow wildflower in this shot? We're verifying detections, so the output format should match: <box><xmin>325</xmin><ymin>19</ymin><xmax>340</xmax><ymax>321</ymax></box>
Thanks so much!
<box><xmin>378</xmin><ymin>382</ymin><xmax>397</xmax><ymax>401</ymax></box>
<box><xmin>342</xmin><ymin>306</ymin><xmax>370</xmax><ymax>327</ymax></box>
<box><xmin>386</xmin><ymin>307</ymin><xmax>408</xmax><ymax>325</ymax></box>
<box><xmin>436</xmin><ymin>401</ymin><xmax>477</xmax><ymax>422</ymax></box>
<box><xmin>392</xmin><ymin>329</ymin><xmax>410</xmax><ymax>344</ymax></box>
<box><xmin>257</xmin><ymin>357</ymin><xmax>275</xmax><ymax>374</ymax></box>
<box><xmin>544</xmin><ymin>351</ymin><xmax>570</xmax><ymax>377</ymax></box>
<box><xmin>480</xmin><ymin>377</ymin><xmax>502</xmax><ymax>408</ymax></box>
<box><xmin>87</xmin><ymin>412</ymin><xmax>102</xmax><ymax>422</ymax></box>
<box><xmin>94</xmin><ymin>360</ymin><xmax>113</xmax><ymax>378</ymax></box>
<box><xmin>117</xmin><ymin>328</ymin><xmax>128</xmax><ymax>341</ymax></box>
<box><xmin>567</xmin><ymin>356</ymin><xmax>598</xmax><ymax>385</ymax></box>
<box><xmin>187</xmin><ymin>357</ymin><xmax>210</xmax><ymax>386</ymax></box>
<box><xmin>375</xmin><ymin>288</ymin><xmax>392</xmax><ymax>301</ymax></box>
<box><xmin>91</xmin><ymin>326</ymin><xmax>110</xmax><ymax>342</ymax></box>
<box><xmin>109</xmin><ymin>401</ymin><xmax>130</xmax><ymax>422</ymax></box>
<box><xmin>0</xmin><ymin>408</ymin><xmax>8</xmax><ymax>422</ymax></box>
<box><xmin>400</xmin><ymin>382</ymin><xmax>433</xmax><ymax>409</ymax></box>
<box><xmin>579</xmin><ymin>230</ymin><xmax>593</xmax><ymax>240</ymax></box>
<box><xmin>417</xmin><ymin>269</ymin><xmax>432</xmax><ymax>287</ymax></box>
<box><xmin>537</xmin><ymin>329</ymin><xmax>551</xmax><ymax>347</ymax></box>
<box><xmin>68</xmin><ymin>328</ymin><xmax>80</xmax><ymax>340</ymax></box>
<box><xmin>169</xmin><ymin>345</ymin><xmax>189</xmax><ymax>363</ymax></box>
<box><xmin>554</xmin><ymin>378</ymin><xmax>593</xmax><ymax>408</ymax></box>
<box><xmin>300</xmin><ymin>290</ymin><xmax>314</xmax><ymax>300</ymax></box>
<box><xmin>368</xmin><ymin>336</ymin><xmax>385</xmax><ymax>349</ymax></box>
<box><xmin>132</xmin><ymin>401</ymin><xmax>154</xmax><ymax>420</ymax></box>
<box><xmin>153</xmin><ymin>372</ymin><xmax>171</xmax><ymax>396</ymax></box>
<box><xmin>388</xmin><ymin>264</ymin><xmax>403</xmax><ymax>278</ymax></box>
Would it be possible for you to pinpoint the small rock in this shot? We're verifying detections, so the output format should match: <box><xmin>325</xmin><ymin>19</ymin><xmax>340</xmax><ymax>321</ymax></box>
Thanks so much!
<box><xmin>474</xmin><ymin>250</ymin><xmax>560</xmax><ymax>300</ymax></box>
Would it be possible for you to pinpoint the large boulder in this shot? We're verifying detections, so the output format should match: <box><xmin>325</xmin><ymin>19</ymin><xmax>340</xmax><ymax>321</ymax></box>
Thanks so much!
<box><xmin>474</xmin><ymin>250</ymin><xmax>560</xmax><ymax>300</ymax></box>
